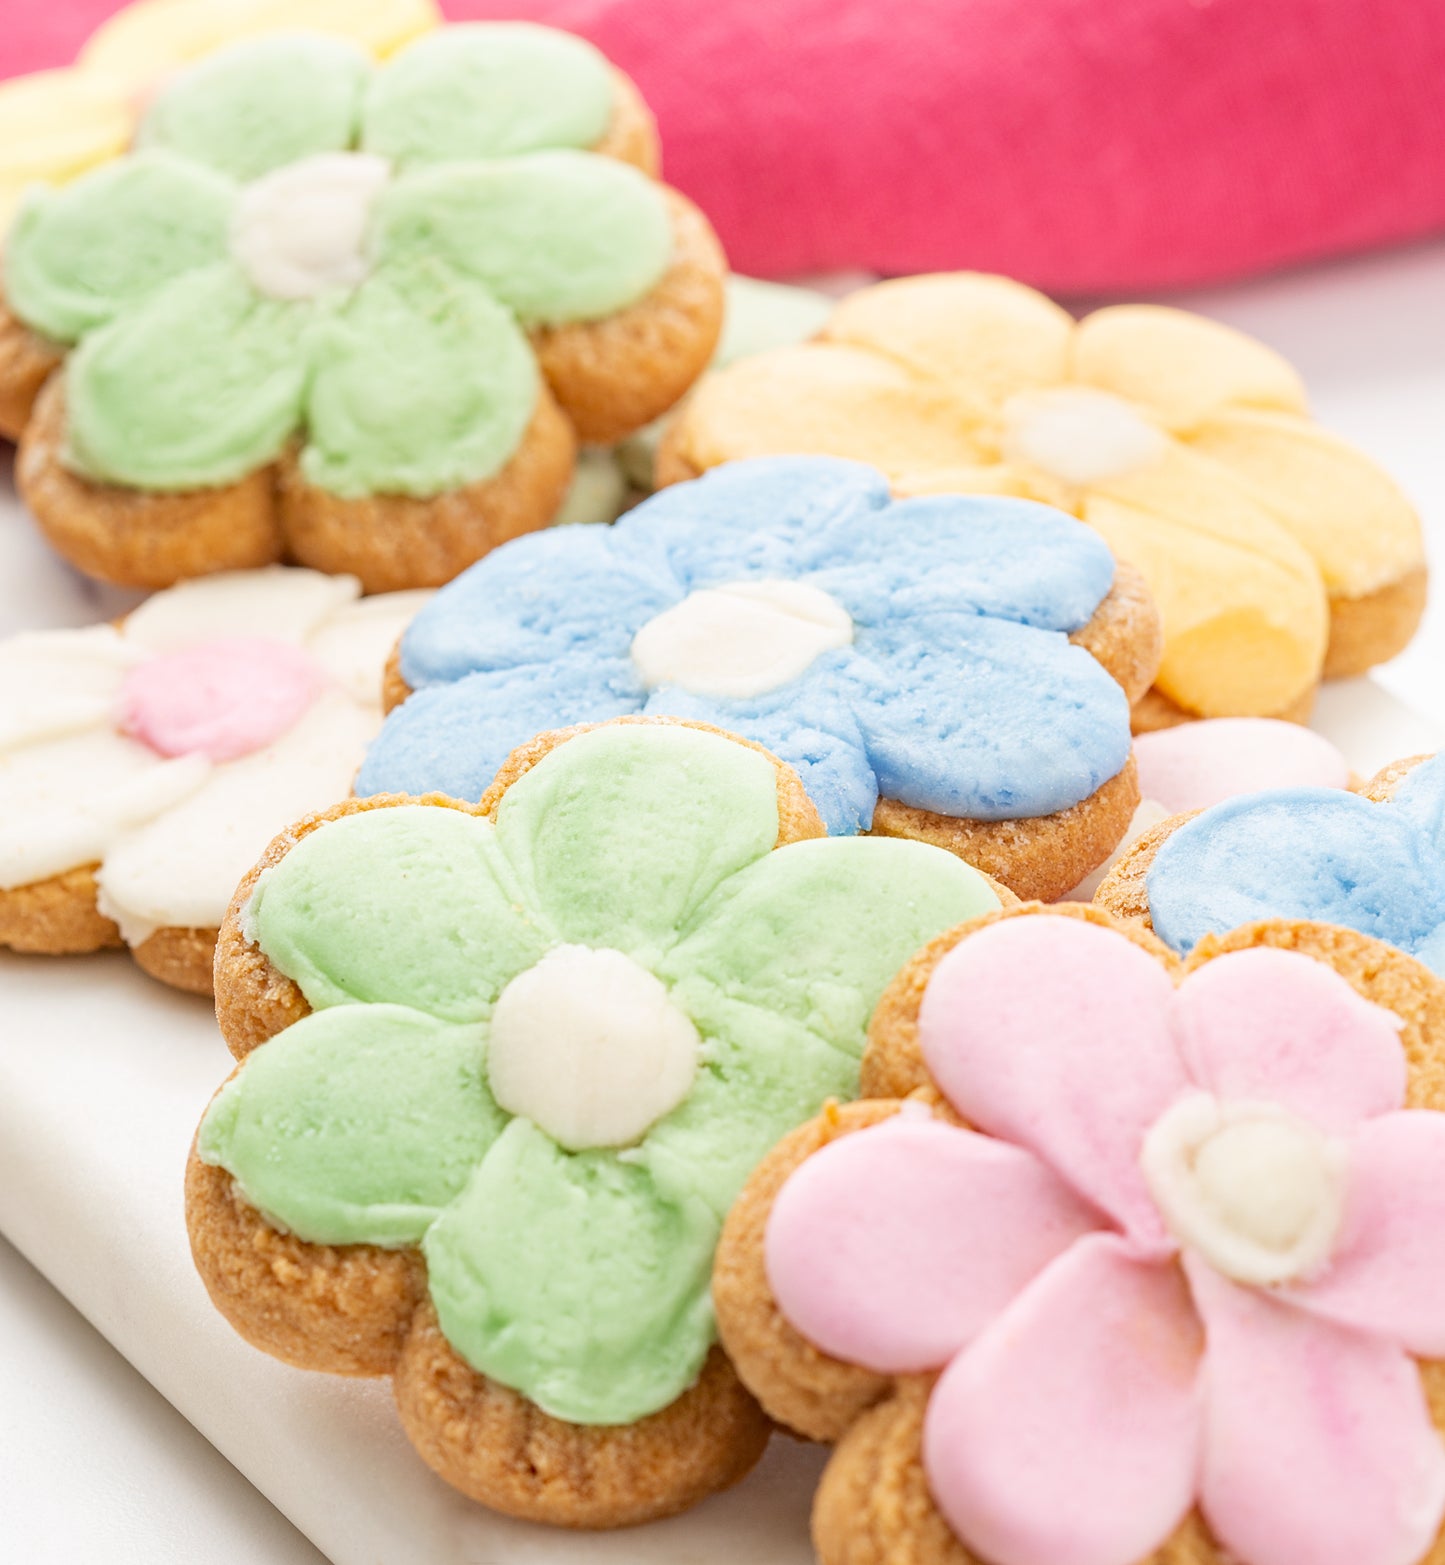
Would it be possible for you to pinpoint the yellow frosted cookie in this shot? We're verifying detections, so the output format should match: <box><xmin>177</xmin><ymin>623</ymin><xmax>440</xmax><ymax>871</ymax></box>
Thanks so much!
<box><xmin>80</xmin><ymin>0</ymin><xmax>440</xmax><ymax>82</ymax></box>
<box><xmin>661</xmin><ymin>274</ymin><xmax>1426</xmax><ymax>726</ymax></box>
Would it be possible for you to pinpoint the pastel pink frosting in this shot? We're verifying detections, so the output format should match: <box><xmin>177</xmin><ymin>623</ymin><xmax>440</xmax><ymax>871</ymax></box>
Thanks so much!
<box><xmin>766</xmin><ymin>916</ymin><xmax>1445</xmax><ymax>1565</ymax></box>
<box><xmin>116</xmin><ymin>636</ymin><xmax>323</xmax><ymax>763</ymax></box>
<box><xmin>1133</xmin><ymin>718</ymin><xmax>1350</xmax><ymax>816</ymax></box>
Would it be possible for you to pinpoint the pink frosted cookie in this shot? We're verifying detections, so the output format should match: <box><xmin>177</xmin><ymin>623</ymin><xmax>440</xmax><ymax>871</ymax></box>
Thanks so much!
<box><xmin>1066</xmin><ymin>717</ymin><xmax>1350</xmax><ymax>899</ymax></box>
<box><xmin>0</xmin><ymin>566</ymin><xmax>428</xmax><ymax>992</ymax></box>
<box><xmin>714</xmin><ymin>903</ymin><xmax>1445</xmax><ymax>1565</ymax></box>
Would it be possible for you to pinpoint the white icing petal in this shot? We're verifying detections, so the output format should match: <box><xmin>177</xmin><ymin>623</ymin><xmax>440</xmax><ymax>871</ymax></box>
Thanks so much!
<box><xmin>0</xmin><ymin>625</ymin><xmax>138</xmax><ymax>750</ymax></box>
<box><xmin>631</xmin><ymin>578</ymin><xmax>854</xmax><ymax>698</ymax></box>
<box><xmin>231</xmin><ymin>152</ymin><xmax>390</xmax><ymax>301</ymax></box>
<box><xmin>0</xmin><ymin>730</ymin><xmax>208</xmax><ymax>890</ymax></box>
<box><xmin>1141</xmin><ymin>1091</ymin><xmax>1347</xmax><ymax>1285</ymax></box>
<box><xmin>95</xmin><ymin>690</ymin><xmax>379</xmax><ymax>944</ymax></box>
<box><xmin>305</xmin><ymin>589</ymin><xmax>433</xmax><ymax>706</ymax></box>
<box><xmin>1001</xmin><ymin>387</ymin><xmax>1168</xmax><ymax>489</ymax></box>
<box><xmin>487</xmin><ymin>945</ymin><xmax>700</xmax><ymax>1151</ymax></box>
<box><xmin>120</xmin><ymin>568</ymin><xmax>361</xmax><ymax>653</ymax></box>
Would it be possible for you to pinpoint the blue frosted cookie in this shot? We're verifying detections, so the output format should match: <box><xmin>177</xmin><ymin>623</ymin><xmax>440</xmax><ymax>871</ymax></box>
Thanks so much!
<box><xmin>1100</xmin><ymin>752</ymin><xmax>1445</xmax><ymax>974</ymax></box>
<box><xmin>361</xmin><ymin>456</ymin><xmax>1161</xmax><ymax>899</ymax></box>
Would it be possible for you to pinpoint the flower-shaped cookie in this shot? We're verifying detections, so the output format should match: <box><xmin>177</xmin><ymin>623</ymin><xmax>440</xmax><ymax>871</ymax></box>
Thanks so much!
<box><xmin>363</xmin><ymin>456</ymin><xmax>1160</xmax><ymax>901</ymax></box>
<box><xmin>715</xmin><ymin>907</ymin><xmax>1445</xmax><ymax>1565</ymax></box>
<box><xmin>0</xmin><ymin>0</ymin><xmax>439</xmax><ymax>231</ymax></box>
<box><xmin>187</xmin><ymin>719</ymin><xmax>1000</xmax><ymax>1526</ymax></box>
<box><xmin>1098</xmin><ymin>751</ymin><xmax>1445</xmax><ymax>974</ymax></box>
<box><xmin>0</xmin><ymin>566</ymin><xmax>426</xmax><ymax>993</ymax></box>
<box><xmin>0</xmin><ymin>23</ymin><xmax>723</xmax><ymax>591</ymax></box>
<box><xmin>661</xmin><ymin>273</ymin><xmax>1426</xmax><ymax>726</ymax></box>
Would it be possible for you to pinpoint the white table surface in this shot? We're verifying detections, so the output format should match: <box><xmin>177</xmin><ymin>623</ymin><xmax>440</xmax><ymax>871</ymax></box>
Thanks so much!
<box><xmin>2</xmin><ymin>235</ymin><xmax>1444</xmax><ymax>1563</ymax></box>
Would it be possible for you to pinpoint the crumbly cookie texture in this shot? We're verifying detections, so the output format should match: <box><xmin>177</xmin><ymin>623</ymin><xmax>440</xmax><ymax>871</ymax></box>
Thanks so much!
<box><xmin>19</xmin><ymin>374</ymin><xmax>284</xmax><ymax>590</ymax></box>
<box><xmin>0</xmin><ymin>863</ymin><xmax>123</xmax><ymax>956</ymax></box>
<box><xmin>714</xmin><ymin>902</ymin><xmax>1445</xmax><ymax>1565</ymax></box>
<box><xmin>869</xmin><ymin>753</ymin><xmax>1138</xmax><ymax>904</ymax></box>
<box><xmin>272</xmin><ymin>388</ymin><xmax>576</xmax><ymax>596</ymax></box>
<box><xmin>192</xmin><ymin>718</ymin><xmax>823</xmax><ymax>1525</ymax></box>
<box><xmin>3</xmin><ymin>34</ymin><xmax>725</xmax><ymax>591</ymax></box>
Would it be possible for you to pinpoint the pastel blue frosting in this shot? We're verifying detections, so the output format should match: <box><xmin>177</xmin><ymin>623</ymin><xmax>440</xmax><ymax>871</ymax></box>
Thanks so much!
<box><xmin>358</xmin><ymin>456</ymin><xmax>1133</xmax><ymax>833</ymax></box>
<box><xmin>1147</xmin><ymin>753</ymin><xmax>1445</xmax><ymax>974</ymax></box>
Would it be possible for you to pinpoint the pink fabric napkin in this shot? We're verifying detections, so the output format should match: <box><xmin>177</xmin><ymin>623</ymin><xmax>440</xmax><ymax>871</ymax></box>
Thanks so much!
<box><xmin>6</xmin><ymin>0</ymin><xmax>1445</xmax><ymax>293</ymax></box>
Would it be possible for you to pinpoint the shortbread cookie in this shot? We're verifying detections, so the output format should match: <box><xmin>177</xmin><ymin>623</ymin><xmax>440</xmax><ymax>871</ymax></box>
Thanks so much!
<box><xmin>0</xmin><ymin>24</ymin><xmax>724</xmax><ymax>591</ymax></box>
<box><xmin>0</xmin><ymin>567</ymin><xmax>427</xmax><ymax>993</ymax></box>
<box><xmin>660</xmin><ymin>273</ymin><xmax>1426</xmax><ymax>725</ymax></box>
<box><xmin>1065</xmin><ymin>717</ymin><xmax>1351</xmax><ymax>899</ymax></box>
<box><xmin>186</xmin><ymin>718</ymin><xmax>1001</xmax><ymax>1525</ymax></box>
<box><xmin>1096</xmin><ymin>751</ymin><xmax>1445</xmax><ymax>972</ymax></box>
<box><xmin>363</xmin><ymin>456</ymin><xmax>1161</xmax><ymax>901</ymax></box>
<box><xmin>715</xmin><ymin>902</ymin><xmax>1445</xmax><ymax>1565</ymax></box>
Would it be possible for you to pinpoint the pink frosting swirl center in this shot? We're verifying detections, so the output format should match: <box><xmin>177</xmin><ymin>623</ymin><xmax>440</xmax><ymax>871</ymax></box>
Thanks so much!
<box><xmin>117</xmin><ymin>636</ymin><xmax>324</xmax><ymax>763</ymax></box>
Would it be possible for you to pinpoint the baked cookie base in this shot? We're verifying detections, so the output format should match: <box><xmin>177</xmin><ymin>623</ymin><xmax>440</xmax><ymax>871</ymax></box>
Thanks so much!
<box><xmin>1324</xmin><ymin>566</ymin><xmax>1428</xmax><ymax>680</ymax></box>
<box><xmin>19</xmin><ymin>374</ymin><xmax>285</xmax><ymax>590</ymax></box>
<box><xmin>532</xmin><ymin>189</ymin><xmax>726</xmax><ymax>447</ymax></box>
<box><xmin>0</xmin><ymin>858</ymin><xmax>220</xmax><ymax>994</ymax></box>
<box><xmin>0</xmin><ymin>299</ymin><xmax>62</xmax><ymax>443</ymax></box>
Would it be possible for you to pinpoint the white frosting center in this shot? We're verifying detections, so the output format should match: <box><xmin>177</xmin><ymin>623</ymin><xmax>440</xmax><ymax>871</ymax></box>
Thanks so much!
<box><xmin>231</xmin><ymin>152</ymin><xmax>390</xmax><ymax>301</ymax></box>
<box><xmin>631</xmin><ymin>579</ymin><xmax>853</xmax><ymax>699</ymax></box>
<box><xmin>1141</xmin><ymin>1092</ymin><xmax>1347</xmax><ymax>1285</ymax></box>
<box><xmin>1001</xmin><ymin>387</ymin><xmax>1167</xmax><ymax>488</ymax></box>
<box><xmin>487</xmin><ymin>945</ymin><xmax>700</xmax><ymax>1151</ymax></box>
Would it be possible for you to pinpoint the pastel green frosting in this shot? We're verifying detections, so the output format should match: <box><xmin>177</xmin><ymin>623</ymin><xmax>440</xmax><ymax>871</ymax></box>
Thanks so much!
<box><xmin>362</xmin><ymin>23</ymin><xmax>616</xmax><ymax>165</ymax></box>
<box><xmin>201</xmin><ymin>725</ymin><xmax>1000</xmax><ymax>1425</ymax></box>
<box><xmin>300</xmin><ymin>256</ymin><xmax>540</xmax><ymax>500</ymax></box>
<box><xmin>198</xmin><ymin>1005</ymin><xmax>503</xmax><ymax>1246</ymax></box>
<box><xmin>136</xmin><ymin>34</ymin><xmax>370</xmax><ymax>182</ymax></box>
<box><xmin>3</xmin><ymin>25</ymin><xmax>668</xmax><ymax>499</ymax></box>
<box><xmin>373</xmin><ymin>151</ymin><xmax>671</xmax><ymax>325</ymax></box>
<box><xmin>3</xmin><ymin>153</ymin><xmax>234</xmax><ymax>344</ymax></box>
<box><xmin>66</xmin><ymin>263</ymin><xmax>307</xmax><ymax>491</ymax></box>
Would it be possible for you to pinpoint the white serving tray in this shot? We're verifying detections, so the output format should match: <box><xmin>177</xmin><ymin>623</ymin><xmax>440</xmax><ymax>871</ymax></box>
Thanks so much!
<box><xmin>2</xmin><ymin>235</ymin><xmax>1444</xmax><ymax>1563</ymax></box>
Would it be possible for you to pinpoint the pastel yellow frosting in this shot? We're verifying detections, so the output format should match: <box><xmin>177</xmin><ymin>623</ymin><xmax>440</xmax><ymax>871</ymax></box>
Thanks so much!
<box><xmin>0</xmin><ymin>71</ymin><xmax>132</xmax><ymax>234</ymax></box>
<box><xmin>81</xmin><ymin>0</ymin><xmax>439</xmax><ymax>81</ymax></box>
<box><xmin>0</xmin><ymin>0</ymin><xmax>440</xmax><ymax>232</ymax></box>
<box><xmin>675</xmin><ymin>273</ymin><xmax>1423</xmax><ymax>720</ymax></box>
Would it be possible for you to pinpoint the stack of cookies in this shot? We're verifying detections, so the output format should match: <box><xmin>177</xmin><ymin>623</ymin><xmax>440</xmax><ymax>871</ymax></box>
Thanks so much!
<box><xmin>2</xmin><ymin>10</ymin><xmax>1442</xmax><ymax>1565</ymax></box>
